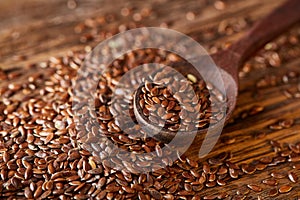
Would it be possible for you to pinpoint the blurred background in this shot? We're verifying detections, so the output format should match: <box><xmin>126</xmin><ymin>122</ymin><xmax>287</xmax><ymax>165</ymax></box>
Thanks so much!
<box><xmin>0</xmin><ymin>0</ymin><xmax>288</xmax><ymax>70</ymax></box>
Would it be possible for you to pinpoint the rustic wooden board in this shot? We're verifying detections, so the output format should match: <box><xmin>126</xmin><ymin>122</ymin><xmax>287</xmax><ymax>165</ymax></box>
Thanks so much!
<box><xmin>1</xmin><ymin>0</ymin><xmax>300</xmax><ymax>199</ymax></box>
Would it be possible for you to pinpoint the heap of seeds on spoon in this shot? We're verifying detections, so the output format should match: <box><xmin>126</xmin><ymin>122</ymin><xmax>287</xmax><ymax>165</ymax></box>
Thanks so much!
<box><xmin>137</xmin><ymin>65</ymin><xmax>226</xmax><ymax>132</ymax></box>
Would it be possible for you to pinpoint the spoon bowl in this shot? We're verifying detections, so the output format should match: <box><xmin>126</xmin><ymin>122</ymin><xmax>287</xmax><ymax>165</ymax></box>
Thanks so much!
<box><xmin>133</xmin><ymin>60</ymin><xmax>237</xmax><ymax>143</ymax></box>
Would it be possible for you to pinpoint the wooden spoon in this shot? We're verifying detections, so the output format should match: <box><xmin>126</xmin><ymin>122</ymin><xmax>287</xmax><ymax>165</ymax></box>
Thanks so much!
<box><xmin>133</xmin><ymin>0</ymin><xmax>300</xmax><ymax>144</ymax></box>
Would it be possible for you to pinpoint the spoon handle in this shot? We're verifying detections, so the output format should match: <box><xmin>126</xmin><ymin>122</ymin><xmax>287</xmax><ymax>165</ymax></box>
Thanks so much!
<box><xmin>229</xmin><ymin>0</ymin><xmax>300</xmax><ymax>65</ymax></box>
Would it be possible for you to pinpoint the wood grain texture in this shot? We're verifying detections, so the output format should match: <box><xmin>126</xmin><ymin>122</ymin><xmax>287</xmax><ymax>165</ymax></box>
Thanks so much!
<box><xmin>1</xmin><ymin>0</ymin><xmax>300</xmax><ymax>199</ymax></box>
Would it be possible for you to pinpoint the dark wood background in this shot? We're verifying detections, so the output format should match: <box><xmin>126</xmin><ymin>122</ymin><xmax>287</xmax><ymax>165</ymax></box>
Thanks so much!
<box><xmin>1</xmin><ymin>0</ymin><xmax>300</xmax><ymax>199</ymax></box>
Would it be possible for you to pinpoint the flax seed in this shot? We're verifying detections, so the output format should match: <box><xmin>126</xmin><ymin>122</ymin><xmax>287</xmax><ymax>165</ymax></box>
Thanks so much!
<box><xmin>288</xmin><ymin>172</ymin><xmax>298</xmax><ymax>183</ymax></box>
<box><xmin>279</xmin><ymin>185</ymin><xmax>292</xmax><ymax>193</ymax></box>
<box><xmin>247</xmin><ymin>184</ymin><xmax>263</xmax><ymax>192</ymax></box>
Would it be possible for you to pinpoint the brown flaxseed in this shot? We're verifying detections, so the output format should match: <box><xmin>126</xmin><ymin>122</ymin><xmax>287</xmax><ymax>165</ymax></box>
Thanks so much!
<box><xmin>288</xmin><ymin>172</ymin><xmax>298</xmax><ymax>183</ymax></box>
<box><xmin>268</xmin><ymin>188</ymin><xmax>278</xmax><ymax>197</ymax></box>
<box><xmin>278</xmin><ymin>185</ymin><xmax>293</xmax><ymax>193</ymax></box>
<box><xmin>247</xmin><ymin>184</ymin><xmax>263</xmax><ymax>192</ymax></box>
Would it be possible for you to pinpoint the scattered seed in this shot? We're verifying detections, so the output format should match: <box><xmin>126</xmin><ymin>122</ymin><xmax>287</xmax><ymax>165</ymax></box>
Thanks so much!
<box><xmin>268</xmin><ymin>188</ymin><xmax>278</xmax><ymax>197</ymax></box>
<box><xmin>247</xmin><ymin>184</ymin><xmax>263</xmax><ymax>192</ymax></box>
<box><xmin>288</xmin><ymin>172</ymin><xmax>298</xmax><ymax>183</ymax></box>
<box><xmin>279</xmin><ymin>185</ymin><xmax>292</xmax><ymax>193</ymax></box>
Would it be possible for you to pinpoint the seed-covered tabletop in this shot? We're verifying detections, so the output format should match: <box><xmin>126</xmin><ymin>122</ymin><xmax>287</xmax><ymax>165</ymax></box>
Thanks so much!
<box><xmin>1</xmin><ymin>0</ymin><xmax>300</xmax><ymax>199</ymax></box>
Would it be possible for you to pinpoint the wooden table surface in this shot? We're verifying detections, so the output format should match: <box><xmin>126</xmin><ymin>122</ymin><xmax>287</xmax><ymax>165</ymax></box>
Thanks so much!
<box><xmin>1</xmin><ymin>0</ymin><xmax>300</xmax><ymax>199</ymax></box>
